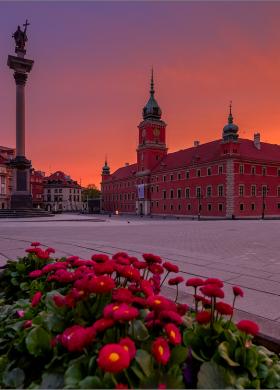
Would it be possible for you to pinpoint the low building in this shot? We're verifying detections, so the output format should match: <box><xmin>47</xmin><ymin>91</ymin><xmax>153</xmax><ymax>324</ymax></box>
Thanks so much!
<box><xmin>43</xmin><ymin>171</ymin><xmax>83</xmax><ymax>212</ymax></box>
<box><xmin>101</xmin><ymin>73</ymin><xmax>280</xmax><ymax>219</ymax></box>
<box><xmin>31</xmin><ymin>169</ymin><xmax>45</xmax><ymax>208</ymax></box>
<box><xmin>0</xmin><ymin>146</ymin><xmax>15</xmax><ymax>209</ymax></box>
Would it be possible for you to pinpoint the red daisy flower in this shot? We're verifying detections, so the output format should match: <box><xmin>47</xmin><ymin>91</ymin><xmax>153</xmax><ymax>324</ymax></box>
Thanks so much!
<box><xmin>94</xmin><ymin>261</ymin><xmax>115</xmax><ymax>275</ymax></box>
<box><xmin>103</xmin><ymin>303</ymin><xmax>121</xmax><ymax>318</ymax></box>
<box><xmin>113</xmin><ymin>304</ymin><xmax>139</xmax><ymax>322</ymax></box>
<box><xmin>120</xmin><ymin>266</ymin><xmax>141</xmax><ymax>282</ymax></box>
<box><xmin>140</xmin><ymin>280</ymin><xmax>154</xmax><ymax>296</ymax></box>
<box><xmin>91</xmin><ymin>318</ymin><xmax>115</xmax><ymax>334</ymax></box>
<box><xmin>31</xmin><ymin>242</ymin><xmax>41</xmax><ymax>247</ymax></box>
<box><xmin>215</xmin><ymin>301</ymin><xmax>233</xmax><ymax>316</ymax></box>
<box><xmin>113</xmin><ymin>252</ymin><xmax>129</xmax><ymax>260</ymax></box>
<box><xmin>163</xmin><ymin>262</ymin><xmax>179</xmax><ymax>273</ymax></box>
<box><xmin>176</xmin><ymin>303</ymin><xmax>189</xmax><ymax>316</ymax></box>
<box><xmin>29</xmin><ymin>270</ymin><xmax>43</xmax><ymax>278</ymax></box>
<box><xmin>91</xmin><ymin>254</ymin><xmax>110</xmax><ymax>263</ymax></box>
<box><xmin>112</xmin><ymin>288</ymin><xmax>133</xmax><ymax>303</ymax></box>
<box><xmin>133</xmin><ymin>261</ymin><xmax>148</xmax><ymax>270</ymax></box>
<box><xmin>119</xmin><ymin>337</ymin><xmax>136</xmax><ymax>360</ymax></box>
<box><xmin>236</xmin><ymin>320</ymin><xmax>259</xmax><ymax>336</ymax></box>
<box><xmin>159</xmin><ymin>310</ymin><xmax>183</xmax><ymax>325</ymax></box>
<box><xmin>164</xmin><ymin>323</ymin><xmax>182</xmax><ymax>345</ymax></box>
<box><xmin>53</xmin><ymin>294</ymin><xmax>65</xmax><ymax>307</ymax></box>
<box><xmin>31</xmin><ymin>291</ymin><xmax>42</xmax><ymax>307</ymax></box>
<box><xmin>233</xmin><ymin>286</ymin><xmax>244</xmax><ymax>297</ymax></box>
<box><xmin>168</xmin><ymin>276</ymin><xmax>184</xmax><ymax>285</ymax></box>
<box><xmin>61</xmin><ymin>325</ymin><xmax>93</xmax><ymax>352</ymax></box>
<box><xmin>204</xmin><ymin>278</ymin><xmax>224</xmax><ymax>288</ymax></box>
<box><xmin>200</xmin><ymin>285</ymin><xmax>224</xmax><ymax>299</ymax></box>
<box><xmin>186</xmin><ymin>277</ymin><xmax>204</xmax><ymax>287</ymax></box>
<box><xmin>97</xmin><ymin>344</ymin><xmax>130</xmax><ymax>373</ymax></box>
<box><xmin>149</xmin><ymin>263</ymin><xmax>164</xmax><ymax>275</ymax></box>
<box><xmin>196</xmin><ymin>311</ymin><xmax>211</xmax><ymax>325</ymax></box>
<box><xmin>143</xmin><ymin>253</ymin><xmax>162</xmax><ymax>264</ymax></box>
<box><xmin>147</xmin><ymin>295</ymin><xmax>174</xmax><ymax>312</ymax></box>
<box><xmin>151</xmin><ymin>337</ymin><xmax>170</xmax><ymax>365</ymax></box>
<box><xmin>89</xmin><ymin>275</ymin><xmax>115</xmax><ymax>294</ymax></box>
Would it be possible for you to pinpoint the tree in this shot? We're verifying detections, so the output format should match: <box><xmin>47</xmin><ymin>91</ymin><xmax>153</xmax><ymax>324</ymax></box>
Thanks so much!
<box><xmin>82</xmin><ymin>184</ymin><xmax>101</xmax><ymax>201</ymax></box>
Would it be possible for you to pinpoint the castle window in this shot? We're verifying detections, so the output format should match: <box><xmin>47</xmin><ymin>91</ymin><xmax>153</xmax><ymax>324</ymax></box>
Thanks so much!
<box><xmin>151</xmin><ymin>186</ymin><xmax>153</xmax><ymax>192</ymax></box>
<box><xmin>207</xmin><ymin>167</ymin><xmax>211</xmax><ymax>176</ymax></box>
<box><xmin>196</xmin><ymin>187</ymin><xmax>201</xmax><ymax>197</ymax></box>
<box><xmin>239</xmin><ymin>185</ymin><xmax>245</xmax><ymax>196</ymax></box>
<box><xmin>163</xmin><ymin>204</ymin><xmax>166</xmax><ymax>211</ymax></box>
<box><xmin>251</xmin><ymin>185</ymin><xmax>256</xmax><ymax>196</ymax></box>
<box><xmin>278</xmin><ymin>203</ymin><xmax>280</xmax><ymax>209</ymax></box>
<box><xmin>163</xmin><ymin>175</ymin><xmax>166</xmax><ymax>182</ymax></box>
<box><xmin>187</xmin><ymin>204</ymin><xmax>191</xmax><ymax>211</ymax></box>
<box><xmin>207</xmin><ymin>204</ymin><xmax>212</xmax><ymax>211</ymax></box>
<box><xmin>240</xmin><ymin>203</ymin><xmax>244</xmax><ymax>211</ymax></box>
<box><xmin>251</xmin><ymin>166</ymin><xmax>256</xmax><ymax>175</ymax></box>
<box><xmin>239</xmin><ymin>164</ymin><xmax>244</xmax><ymax>174</ymax></box>
<box><xmin>185</xmin><ymin>188</ymin><xmax>190</xmax><ymax>198</ymax></box>
<box><xmin>178</xmin><ymin>204</ymin><xmax>181</xmax><ymax>211</ymax></box>
<box><xmin>170</xmin><ymin>204</ymin><xmax>173</xmax><ymax>211</ymax></box>
<box><xmin>170</xmin><ymin>174</ymin><xmax>174</xmax><ymax>181</ymax></box>
<box><xmin>156</xmin><ymin>186</ymin><xmax>159</xmax><ymax>192</ymax></box>
<box><xmin>186</xmin><ymin>171</ymin><xmax>190</xmax><ymax>179</ymax></box>
<box><xmin>278</xmin><ymin>186</ymin><xmax>280</xmax><ymax>197</ymax></box>
<box><xmin>262</xmin><ymin>166</ymin><xmax>266</xmax><ymax>176</ymax></box>
<box><xmin>156</xmin><ymin>155</ymin><xmax>159</xmax><ymax>161</ymax></box>
<box><xmin>177</xmin><ymin>189</ymin><xmax>181</xmax><ymax>199</ymax></box>
<box><xmin>163</xmin><ymin>190</ymin><xmax>167</xmax><ymax>199</ymax></box>
<box><xmin>207</xmin><ymin>186</ymin><xmax>212</xmax><ymax>197</ymax></box>
<box><xmin>251</xmin><ymin>203</ymin><xmax>255</xmax><ymax>211</ymax></box>
<box><xmin>170</xmin><ymin>189</ymin><xmax>174</xmax><ymax>199</ymax></box>
<box><xmin>262</xmin><ymin>185</ymin><xmax>268</xmax><ymax>196</ymax></box>
<box><xmin>156</xmin><ymin>176</ymin><xmax>159</xmax><ymax>182</ymax></box>
<box><xmin>278</xmin><ymin>169</ymin><xmax>280</xmax><ymax>177</ymax></box>
<box><xmin>197</xmin><ymin>169</ymin><xmax>201</xmax><ymax>177</ymax></box>
<box><xmin>218</xmin><ymin>203</ymin><xmax>223</xmax><ymax>211</ymax></box>
<box><xmin>178</xmin><ymin>173</ymin><xmax>181</xmax><ymax>180</ymax></box>
<box><xmin>156</xmin><ymin>201</ymin><xmax>159</xmax><ymax>207</ymax></box>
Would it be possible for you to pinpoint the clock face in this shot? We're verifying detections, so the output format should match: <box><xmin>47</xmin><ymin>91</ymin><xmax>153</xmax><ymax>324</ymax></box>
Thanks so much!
<box><xmin>153</xmin><ymin>127</ymin><xmax>160</xmax><ymax>137</ymax></box>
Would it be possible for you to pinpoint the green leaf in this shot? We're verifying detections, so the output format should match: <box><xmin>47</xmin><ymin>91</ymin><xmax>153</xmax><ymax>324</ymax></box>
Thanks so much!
<box><xmin>191</xmin><ymin>348</ymin><xmax>206</xmax><ymax>363</ymax></box>
<box><xmin>128</xmin><ymin>320</ymin><xmax>149</xmax><ymax>341</ymax></box>
<box><xmin>170</xmin><ymin>345</ymin><xmax>188</xmax><ymax>365</ymax></box>
<box><xmin>16</xmin><ymin>263</ymin><xmax>26</xmax><ymax>273</ymax></box>
<box><xmin>79</xmin><ymin>376</ymin><xmax>102</xmax><ymax>389</ymax></box>
<box><xmin>166</xmin><ymin>364</ymin><xmax>185</xmax><ymax>389</ymax></box>
<box><xmin>11</xmin><ymin>277</ymin><xmax>19</xmax><ymax>286</ymax></box>
<box><xmin>257</xmin><ymin>363</ymin><xmax>269</xmax><ymax>379</ymax></box>
<box><xmin>64</xmin><ymin>356</ymin><xmax>89</xmax><ymax>389</ymax></box>
<box><xmin>130</xmin><ymin>361</ymin><xmax>146</xmax><ymax>381</ymax></box>
<box><xmin>135</xmin><ymin>349</ymin><xmax>153</xmax><ymax>377</ymax></box>
<box><xmin>25</xmin><ymin>326</ymin><xmax>51</xmax><ymax>357</ymax></box>
<box><xmin>20</xmin><ymin>282</ymin><xmax>30</xmax><ymax>291</ymax></box>
<box><xmin>218</xmin><ymin>341</ymin><xmax>240</xmax><ymax>367</ymax></box>
<box><xmin>197</xmin><ymin>361</ymin><xmax>235</xmax><ymax>389</ymax></box>
<box><xmin>40</xmin><ymin>372</ymin><xmax>64</xmax><ymax>389</ymax></box>
<box><xmin>3</xmin><ymin>367</ymin><xmax>25</xmax><ymax>388</ymax></box>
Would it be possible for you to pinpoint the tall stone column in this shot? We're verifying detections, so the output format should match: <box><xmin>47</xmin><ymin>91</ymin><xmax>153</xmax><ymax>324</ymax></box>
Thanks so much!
<box><xmin>7</xmin><ymin>22</ymin><xmax>34</xmax><ymax>209</ymax></box>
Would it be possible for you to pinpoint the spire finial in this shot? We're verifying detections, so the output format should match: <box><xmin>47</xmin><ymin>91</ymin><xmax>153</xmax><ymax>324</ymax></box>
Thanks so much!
<box><xmin>150</xmin><ymin>67</ymin><xmax>154</xmax><ymax>96</ymax></box>
<box><xmin>228</xmin><ymin>100</ymin><xmax>233</xmax><ymax>123</ymax></box>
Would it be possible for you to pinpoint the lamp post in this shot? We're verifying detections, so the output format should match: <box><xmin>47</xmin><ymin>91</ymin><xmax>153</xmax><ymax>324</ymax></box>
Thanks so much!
<box><xmin>260</xmin><ymin>186</ymin><xmax>269</xmax><ymax>220</ymax></box>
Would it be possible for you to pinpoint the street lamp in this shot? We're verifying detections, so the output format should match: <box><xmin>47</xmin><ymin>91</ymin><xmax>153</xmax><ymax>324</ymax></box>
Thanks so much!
<box><xmin>260</xmin><ymin>186</ymin><xmax>269</xmax><ymax>220</ymax></box>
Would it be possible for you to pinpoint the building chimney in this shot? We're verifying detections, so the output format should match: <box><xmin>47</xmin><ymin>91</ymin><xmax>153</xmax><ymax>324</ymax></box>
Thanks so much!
<box><xmin>194</xmin><ymin>140</ymin><xmax>200</xmax><ymax>147</ymax></box>
<box><xmin>254</xmin><ymin>133</ymin><xmax>261</xmax><ymax>150</ymax></box>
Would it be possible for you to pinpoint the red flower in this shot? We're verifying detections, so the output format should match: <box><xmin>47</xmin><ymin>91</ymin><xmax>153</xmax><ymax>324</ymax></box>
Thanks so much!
<box><xmin>149</xmin><ymin>263</ymin><xmax>164</xmax><ymax>275</ymax></box>
<box><xmin>23</xmin><ymin>320</ymin><xmax>32</xmax><ymax>329</ymax></box>
<box><xmin>46</xmin><ymin>247</ymin><xmax>55</xmax><ymax>254</ymax></box>
<box><xmin>132</xmin><ymin>296</ymin><xmax>147</xmax><ymax>308</ymax></box>
<box><xmin>94</xmin><ymin>261</ymin><xmax>115</xmax><ymax>275</ymax></box>
<box><xmin>133</xmin><ymin>261</ymin><xmax>148</xmax><ymax>270</ymax></box>
<box><xmin>186</xmin><ymin>277</ymin><xmax>204</xmax><ymax>287</ymax></box>
<box><xmin>53</xmin><ymin>294</ymin><xmax>65</xmax><ymax>307</ymax></box>
<box><xmin>36</xmin><ymin>249</ymin><xmax>50</xmax><ymax>260</ymax></box>
<box><xmin>112</xmin><ymin>288</ymin><xmax>133</xmax><ymax>303</ymax></box>
<box><xmin>140</xmin><ymin>280</ymin><xmax>154</xmax><ymax>296</ymax></box>
<box><xmin>97</xmin><ymin>344</ymin><xmax>130</xmax><ymax>373</ymax></box>
<box><xmin>31</xmin><ymin>242</ymin><xmax>41</xmax><ymax>247</ymax></box>
<box><xmin>31</xmin><ymin>291</ymin><xmax>42</xmax><ymax>307</ymax></box>
<box><xmin>194</xmin><ymin>294</ymin><xmax>211</xmax><ymax>307</ymax></box>
<box><xmin>168</xmin><ymin>276</ymin><xmax>184</xmax><ymax>285</ymax></box>
<box><xmin>29</xmin><ymin>270</ymin><xmax>43</xmax><ymax>278</ymax></box>
<box><xmin>159</xmin><ymin>310</ymin><xmax>183</xmax><ymax>325</ymax></box>
<box><xmin>51</xmin><ymin>269</ymin><xmax>74</xmax><ymax>283</ymax></box>
<box><xmin>147</xmin><ymin>295</ymin><xmax>174</xmax><ymax>312</ymax></box>
<box><xmin>233</xmin><ymin>286</ymin><xmax>244</xmax><ymax>297</ymax></box>
<box><xmin>42</xmin><ymin>262</ymin><xmax>67</xmax><ymax>274</ymax></box>
<box><xmin>163</xmin><ymin>262</ymin><xmax>179</xmax><ymax>273</ymax></box>
<box><xmin>196</xmin><ymin>311</ymin><xmax>211</xmax><ymax>325</ymax></box>
<box><xmin>151</xmin><ymin>337</ymin><xmax>170</xmax><ymax>365</ymax></box>
<box><xmin>177</xmin><ymin>303</ymin><xmax>189</xmax><ymax>316</ymax></box>
<box><xmin>91</xmin><ymin>254</ymin><xmax>110</xmax><ymax>263</ymax></box>
<box><xmin>200</xmin><ymin>285</ymin><xmax>224</xmax><ymax>299</ymax></box>
<box><xmin>89</xmin><ymin>275</ymin><xmax>115</xmax><ymax>294</ymax></box>
<box><xmin>143</xmin><ymin>253</ymin><xmax>162</xmax><ymax>264</ymax></box>
<box><xmin>103</xmin><ymin>303</ymin><xmax>121</xmax><ymax>318</ymax></box>
<box><xmin>164</xmin><ymin>323</ymin><xmax>182</xmax><ymax>345</ymax></box>
<box><xmin>16</xmin><ymin>310</ymin><xmax>25</xmax><ymax>318</ymax></box>
<box><xmin>129</xmin><ymin>256</ymin><xmax>138</xmax><ymax>264</ymax></box>
<box><xmin>91</xmin><ymin>318</ymin><xmax>115</xmax><ymax>334</ymax></box>
<box><xmin>113</xmin><ymin>304</ymin><xmax>139</xmax><ymax>322</ymax></box>
<box><xmin>236</xmin><ymin>320</ymin><xmax>259</xmax><ymax>336</ymax></box>
<box><xmin>61</xmin><ymin>325</ymin><xmax>93</xmax><ymax>352</ymax></box>
<box><xmin>113</xmin><ymin>252</ymin><xmax>129</xmax><ymax>260</ymax></box>
<box><xmin>121</xmin><ymin>266</ymin><xmax>141</xmax><ymax>282</ymax></box>
<box><xmin>116</xmin><ymin>257</ymin><xmax>131</xmax><ymax>266</ymax></box>
<box><xmin>119</xmin><ymin>337</ymin><xmax>136</xmax><ymax>360</ymax></box>
<box><xmin>215</xmin><ymin>301</ymin><xmax>233</xmax><ymax>316</ymax></box>
<box><xmin>204</xmin><ymin>278</ymin><xmax>224</xmax><ymax>288</ymax></box>
<box><xmin>115</xmin><ymin>384</ymin><xmax>128</xmax><ymax>389</ymax></box>
<box><xmin>158</xmin><ymin>385</ymin><xmax>167</xmax><ymax>389</ymax></box>
<box><xmin>26</xmin><ymin>247</ymin><xmax>40</xmax><ymax>254</ymax></box>
<box><xmin>66</xmin><ymin>255</ymin><xmax>79</xmax><ymax>263</ymax></box>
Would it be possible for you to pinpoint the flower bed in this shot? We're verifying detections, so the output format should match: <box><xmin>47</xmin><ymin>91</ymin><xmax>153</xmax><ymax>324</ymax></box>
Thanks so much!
<box><xmin>0</xmin><ymin>244</ymin><xmax>279</xmax><ymax>389</ymax></box>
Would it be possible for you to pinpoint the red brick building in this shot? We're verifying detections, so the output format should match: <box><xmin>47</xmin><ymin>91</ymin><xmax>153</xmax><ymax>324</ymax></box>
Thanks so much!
<box><xmin>101</xmin><ymin>73</ymin><xmax>280</xmax><ymax>219</ymax></box>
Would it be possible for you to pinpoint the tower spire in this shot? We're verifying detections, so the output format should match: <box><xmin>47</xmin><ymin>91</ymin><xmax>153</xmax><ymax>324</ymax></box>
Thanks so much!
<box><xmin>228</xmin><ymin>100</ymin><xmax>233</xmax><ymax>124</ymax></box>
<box><xmin>150</xmin><ymin>67</ymin><xmax>154</xmax><ymax>97</ymax></box>
<box><xmin>142</xmin><ymin>68</ymin><xmax>162</xmax><ymax>120</ymax></box>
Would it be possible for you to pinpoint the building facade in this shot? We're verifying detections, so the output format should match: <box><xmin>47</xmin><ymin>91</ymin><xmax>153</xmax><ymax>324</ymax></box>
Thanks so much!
<box><xmin>0</xmin><ymin>146</ymin><xmax>15</xmax><ymax>209</ymax></box>
<box><xmin>31</xmin><ymin>169</ymin><xmax>45</xmax><ymax>208</ymax></box>
<box><xmin>101</xmin><ymin>74</ymin><xmax>280</xmax><ymax>219</ymax></box>
<box><xmin>43</xmin><ymin>171</ymin><xmax>83</xmax><ymax>212</ymax></box>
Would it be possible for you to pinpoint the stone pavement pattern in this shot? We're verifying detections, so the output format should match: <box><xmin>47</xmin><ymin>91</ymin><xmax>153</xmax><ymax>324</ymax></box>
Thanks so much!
<box><xmin>0</xmin><ymin>214</ymin><xmax>279</xmax><ymax>339</ymax></box>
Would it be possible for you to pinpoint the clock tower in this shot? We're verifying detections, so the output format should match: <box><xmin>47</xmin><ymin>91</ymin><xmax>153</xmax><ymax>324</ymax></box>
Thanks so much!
<box><xmin>137</xmin><ymin>70</ymin><xmax>167</xmax><ymax>173</ymax></box>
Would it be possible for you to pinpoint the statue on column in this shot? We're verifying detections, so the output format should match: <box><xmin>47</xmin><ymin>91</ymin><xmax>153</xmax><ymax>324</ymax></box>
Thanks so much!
<box><xmin>12</xmin><ymin>20</ymin><xmax>29</xmax><ymax>54</ymax></box>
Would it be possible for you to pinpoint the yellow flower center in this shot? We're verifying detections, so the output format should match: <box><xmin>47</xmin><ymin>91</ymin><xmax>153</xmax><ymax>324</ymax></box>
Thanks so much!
<box><xmin>100</xmin><ymin>282</ymin><xmax>104</xmax><ymax>286</ymax></box>
<box><xmin>170</xmin><ymin>330</ymin><xmax>175</xmax><ymax>339</ymax></box>
<box><xmin>113</xmin><ymin>305</ymin><xmax>119</xmax><ymax>311</ymax></box>
<box><xmin>123</xmin><ymin>346</ymin><xmax>128</xmax><ymax>351</ymax></box>
<box><xmin>109</xmin><ymin>352</ymin><xmax>120</xmax><ymax>362</ymax></box>
<box><xmin>158</xmin><ymin>346</ymin><xmax>164</xmax><ymax>356</ymax></box>
<box><xmin>154</xmin><ymin>299</ymin><xmax>161</xmax><ymax>304</ymax></box>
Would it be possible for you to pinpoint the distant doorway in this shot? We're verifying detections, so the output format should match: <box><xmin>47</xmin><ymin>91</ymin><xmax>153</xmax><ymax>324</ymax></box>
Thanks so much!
<box><xmin>140</xmin><ymin>203</ymin><xmax>143</xmax><ymax>216</ymax></box>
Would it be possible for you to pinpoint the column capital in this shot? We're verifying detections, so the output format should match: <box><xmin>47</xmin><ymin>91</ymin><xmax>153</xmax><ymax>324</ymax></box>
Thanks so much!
<box><xmin>14</xmin><ymin>72</ymin><xmax>28</xmax><ymax>86</ymax></box>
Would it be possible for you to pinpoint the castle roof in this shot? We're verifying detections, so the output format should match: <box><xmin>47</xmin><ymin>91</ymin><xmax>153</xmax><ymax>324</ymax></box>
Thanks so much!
<box><xmin>44</xmin><ymin>171</ymin><xmax>81</xmax><ymax>188</ymax></box>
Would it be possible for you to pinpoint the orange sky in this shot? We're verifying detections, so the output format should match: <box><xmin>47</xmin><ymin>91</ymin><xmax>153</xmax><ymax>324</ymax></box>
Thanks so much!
<box><xmin>1</xmin><ymin>2</ymin><xmax>280</xmax><ymax>188</ymax></box>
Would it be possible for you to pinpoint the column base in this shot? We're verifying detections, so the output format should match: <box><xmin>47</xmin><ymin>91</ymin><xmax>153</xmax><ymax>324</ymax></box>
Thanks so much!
<box><xmin>10</xmin><ymin>194</ymin><xmax>33</xmax><ymax>209</ymax></box>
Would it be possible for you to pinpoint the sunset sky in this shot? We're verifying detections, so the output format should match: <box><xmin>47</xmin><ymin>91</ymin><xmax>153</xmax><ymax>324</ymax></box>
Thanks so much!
<box><xmin>1</xmin><ymin>2</ymin><xmax>280</xmax><ymax>187</ymax></box>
